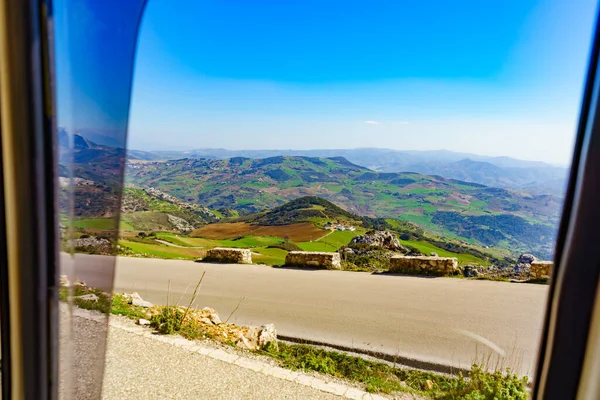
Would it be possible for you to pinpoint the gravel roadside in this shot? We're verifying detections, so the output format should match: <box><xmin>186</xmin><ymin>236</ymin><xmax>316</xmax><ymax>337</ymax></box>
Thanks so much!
<box><xmin>60</xmin><ymin>309</ymin><xmax>348</xmax><ymax>399</ymax></box>
<box><xmin>101</xmin><ymin>318</ymin><xmax>342</xmax><ymax>400</ymax></box>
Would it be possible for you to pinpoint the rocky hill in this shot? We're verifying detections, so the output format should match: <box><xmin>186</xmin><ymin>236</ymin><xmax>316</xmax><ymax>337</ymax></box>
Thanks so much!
<box><xmin>126</xmin><ymin>156</ymin><xmax>562</xmax><ymax>258</ymax></box>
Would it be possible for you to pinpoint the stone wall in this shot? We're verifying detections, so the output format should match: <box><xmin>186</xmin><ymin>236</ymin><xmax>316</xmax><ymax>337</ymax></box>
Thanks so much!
<box><xmin>285</xmin><ymin>251</ymin><xmax>341</xmax><ymax>270</ymax></box>
<box><xmin>530</xmin><ymin>261</ymin><xmax>553</xmax><ymax>280</ymax></box>
<box><xmin>205</xmin><ymin>248</ymin><xmax>252</xmax><ymax>264</ymax></box>
<box><xmin>389</xmin><ymin>255</ymin><xmax>458</xmax><ymax>276</ymax></box>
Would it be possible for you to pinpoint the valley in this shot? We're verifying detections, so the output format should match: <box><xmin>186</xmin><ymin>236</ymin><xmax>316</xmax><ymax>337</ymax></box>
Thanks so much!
<box><xmin>125</xmin><ymin>156</ymin><xmax>561</xmax><ymax>259</ymax></box>
<box><xmin>61</xmin><ymin>133</ymin><xmax>563</xmax><ymax>263</ymax></box>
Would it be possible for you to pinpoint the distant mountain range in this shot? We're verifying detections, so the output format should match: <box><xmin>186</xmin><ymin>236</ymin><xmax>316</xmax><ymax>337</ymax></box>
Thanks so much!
<box><xmin>127</xmin><ymin>147</ymin><xmax>568</xmax><ymax>193</ymax></box>
<box><xmin>126</xmin><ymin>155</ymin><xmax>561</xmax><ymax>259</ymax></box>
<box><xmin>60</xmin><ymin>131</ymin><xmax>564</xmax><ymax>258</ymax></box>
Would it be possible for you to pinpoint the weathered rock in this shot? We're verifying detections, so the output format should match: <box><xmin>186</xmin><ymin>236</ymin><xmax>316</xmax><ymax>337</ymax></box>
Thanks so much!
<box><xmin>343</xmin><ymin>247</ymin><xmax>355</xmax><ymax>254</ymax></box>
<box><xmin>72</xmin><ymin>237</ymin><xmax>112</xmax><ymax>255</ymax></box>
<box><xmin>389</xmin><ymin>256</ymin><xmax>458</xmax><ymax>276</ymax></box>
<box><xmin>137</xmin><ymin>318</ymin><xmax>151</xmax><ymax>326</ymax></box>
<box><xmin>430</xmin><ymin>252</ymin><xmax>438</xmax><ymax>257</ymax></box>
<box><xmin>285</xmin><ymin>251</ymin><xmax>341</xmax><ymax>269</ymax></box>
<box><xmin>74</xmin><ymin>278</ymin><xmax>87</xmax><ymax>287</ymax></box>
<box><xmin>462</xmin><ymin>265</ymin><xmax>480</xmax><ymax>278</ymax></box>
<box><xmin>124</xmin><ymin>292</ymin><xmax>143</xmax><ymax>302</ymax></box>
<box><xmin>518</xmin><ymin>254</ymin><xmax>537</xmax><ymax>264</ymax></box>
<box><xmin>76</xmin><ymin>293</ymin><xmax>99</xmax><ymax>302</ymax></box>
<box><xmin>205</xmin><ymin>248</ymin><xmax>252</xmax><ymax>264</ymax></box>
<box><xmin>239</xmin><ymin>326</ymin><xmax>261</xmax><ymax>350</ymax></box>
<box><xmin>258</xmin><ymin>324</ymin><xmax>277</xmax><ymax>348</ymax></box>
<box><xmin>209</xmin><ymin>313</ymin><xmax>222</xmax><ymax>324</ymax></box>
<box><xmin>350</xmin><ymin>230</ymin><xmax>407</xmax><ymax>252</ymax></box>
<box><xmin>123</xmin><ymin>292</ymin><xmax>153</xmax><ymax>307</ymax></box>
<box><xmin>530</xmin><ymin>261</ymin><xmax>553</xmax><ymax>280</ymax></box>
<box><xmin>60</xmin><ymin>275</ymin><xmax>70</xmax><ymax>287</ymax></box>
<box><xmin>166</xmin><ymin>214</ymin><xmax>194</xmax><ymax>232</ymax></box>
<box><xmin>236</xmin><ymin>334</ymin><xmax>255</xmax><ymax>350</ymax></box>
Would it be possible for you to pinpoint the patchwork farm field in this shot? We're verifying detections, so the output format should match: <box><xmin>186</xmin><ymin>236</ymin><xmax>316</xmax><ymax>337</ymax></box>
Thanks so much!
<box><xmin>74</xmin><ymin>217</ymin><xmax>134</xmax><ymax>231</ymax></box>
<box><xmin>119</xmin><ymin>240</ymin><xmax>207</xmax><ymax>260</ymax></box>
<box><xmin>125</xmin><ymin>224</ymin><xmax>364</xmax><ymax>266</ymax></box>
<box><xmin>156</xmin><ymin>232</ymin><xmax>283</xmax><ymax>248</ymax></box>
<box><xmin>190</xmin><ymin>222</ymin><xmax>329</xmax><ymax>242</ymax></box>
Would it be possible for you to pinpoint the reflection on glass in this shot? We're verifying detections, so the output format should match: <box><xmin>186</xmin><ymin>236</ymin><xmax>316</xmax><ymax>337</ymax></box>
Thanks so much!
<box><xmin>54</xmin><ymin>0</ymin><xmax>146</xmax><ymax>398</ymax></box>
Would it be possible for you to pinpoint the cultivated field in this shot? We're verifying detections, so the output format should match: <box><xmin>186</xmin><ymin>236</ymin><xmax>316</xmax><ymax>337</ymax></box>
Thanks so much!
<box><xmin>190</xmin><ymin>222</ymin><xmax>329</xmax><ymax>242</ymax></box>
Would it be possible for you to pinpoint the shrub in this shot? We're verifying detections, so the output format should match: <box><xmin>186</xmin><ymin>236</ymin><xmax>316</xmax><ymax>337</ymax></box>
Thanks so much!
<box><xmin>150</xmin><ymin>306</ymin><xmax>183</xmax><ymax>335</ymax></box>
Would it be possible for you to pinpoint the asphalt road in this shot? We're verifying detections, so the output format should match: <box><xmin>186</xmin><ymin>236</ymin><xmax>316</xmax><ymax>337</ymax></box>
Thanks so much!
<box><xmin>66</xmin><ymin>254</ymin><xmax>549</xmax><ymax>376</ymax></box>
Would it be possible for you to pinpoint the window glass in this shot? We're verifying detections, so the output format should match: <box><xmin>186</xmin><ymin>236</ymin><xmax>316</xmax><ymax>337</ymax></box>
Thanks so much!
<box><xmin>57</xmin><ymin>0</ymin><xmax>599</xmax><ymax>398</ymax></box>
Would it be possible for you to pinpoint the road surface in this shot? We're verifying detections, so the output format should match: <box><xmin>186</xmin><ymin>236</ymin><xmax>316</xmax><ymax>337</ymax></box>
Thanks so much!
<box><xmin>67</xmin><ymin>254</ymin><xmax>549</xmax><ymax>376</ymax></box>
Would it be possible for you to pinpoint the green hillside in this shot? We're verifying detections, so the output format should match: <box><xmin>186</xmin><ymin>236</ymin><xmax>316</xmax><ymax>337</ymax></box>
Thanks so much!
<box><xmin>67</xmin><ymin>183</ymin><xmax>218</xmax><ymax>233</ymax></box>
<box><xmin>126</xmin><ymin>156</ymin><xmax>561</xmax><ymax>258</ymax></box>
<box><xmin>247</xmin><ymin>196</ymin><xmax>362</xmax><ymax>226</ymax></box>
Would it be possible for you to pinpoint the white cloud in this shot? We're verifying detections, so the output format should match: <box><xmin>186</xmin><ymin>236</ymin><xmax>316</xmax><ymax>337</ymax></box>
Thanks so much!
<box><xmin>364</xmin><ymin>120</ymin><xmax>380</xmax><ymax>125</ymax></box>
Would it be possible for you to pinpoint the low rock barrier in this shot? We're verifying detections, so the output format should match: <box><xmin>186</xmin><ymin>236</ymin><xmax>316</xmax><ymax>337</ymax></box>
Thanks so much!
<box><xmin>530</xmin><ymin>261</ymin><xmax>553</xmax><ymax>280</ymax></box>
<box><xmin>285</xmin><ymin>251</ymin><xmax>341</xmax><ymax>270</ymax></box>
<box><xmin>205</xmin><ymin>248</ymin><xmax>252</xmax><ymax>264</ymax></box>
<box><xmin>389</xmin><ymin>255</ymin><xmax>458</xmax><ymax>276</ymax></box>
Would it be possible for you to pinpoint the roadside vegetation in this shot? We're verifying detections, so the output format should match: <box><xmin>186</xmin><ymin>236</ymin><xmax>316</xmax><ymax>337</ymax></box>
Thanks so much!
<box><xmin>62</xmin><ymin>282</ymin><xmax>528</xmax><ymax>399</ymax></box>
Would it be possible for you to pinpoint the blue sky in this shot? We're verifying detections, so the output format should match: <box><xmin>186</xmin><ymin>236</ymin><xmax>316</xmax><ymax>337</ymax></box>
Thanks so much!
<box><xmin>60</xmin><ymin>0</ymin><xmax>598</xmax><ymax>164</ymax></box>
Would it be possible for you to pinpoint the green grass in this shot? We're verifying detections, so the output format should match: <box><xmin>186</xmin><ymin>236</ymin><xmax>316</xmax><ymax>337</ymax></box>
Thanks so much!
<box><xmin>119</xmin><ymin>240</ymin><xmax>204</xmax><ymax>260</ymax></box>
<box><xmin>252</xmin><ymin>247</ymin><xmax>287</xmax><ymax>265</ymax></box>
<box><xmin>156</xmin><ymin>233</ymin><xmax>283</xmax><ymax>249</ymax></box>
<box><xmin>262</xmin><ymin>342</ymin><xmax>528</xmax><ymax>399</ymax></box>
<box><xmin>74</xmin><ymin>218</ymin><xmax>134</xmax><ymax>231</ymax></box>
<box><xmin>297</xmin><ymin>229</ymin><xmax>366</xmax><ymax>252</ymax></box>
<box><xmin>400</xmin><ymin>240</ymin><xmax>490</xmax><ymax>266</ymax></box>
<box><xmin>297</xmin><ymin>241</ymin><xmax>337</xmax><ymax>252</ymax></box>
<box><xmin>154</xmin><ymin>232</ymin><xmax>198</xmax><ymax>247</ymax></box>
<box><xmin>226</xmin><ymin>235</ymin><xmax>284</xmax><ymax>248</ymax></box>
<box><xmin>320</xmin><ymin>229</ymin><xmax>365</xmax><ymax>247</ymax></box>
<box><xmin>59</xmin><ymin>286</ymin><xmax>147</xmax><ymax>320</ymax></box>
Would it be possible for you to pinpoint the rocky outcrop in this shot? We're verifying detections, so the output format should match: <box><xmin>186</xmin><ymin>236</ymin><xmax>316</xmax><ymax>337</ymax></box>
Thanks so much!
<box><xmin>389</xmin><ymin>255</ymin><xmax>458</xmax><ymax>275</ymax></box>
<box><xmin>518</xmin><ymin>254</ymin><xmax>537</xmax><ymax>264</ymax></box>
<box><xmin>511</xmin><ymin>253</ymin><xmax>538</xmax><ymax>278</ymax></box>
<box><xmin>72</xmin><ymin>236</ymin><xmax>112</xmax><ymax>255</ymax></box>
<box><xmin>285</xmin><ymin>251</ymin><xmax>341</xmax><ymax>269</ymax></box>
<box><xmin>147</xmin><ymin>304</ymin><xmax>277</xmax><ymax>351</ymax></box>
<box><xmin>205</xmin><ymin>248</ymin><xmax>252</xmax><ymax>264</ymax></box>
<box><xmin>167</xmin><ymin>214</ymin><xmax>194</xmax><ymax>232</ymax></box>
<box><xmin>123</xmin><ymin>185</ymin><xmax>218</xmax><ymax>221</ymax></box>
<box><xmin>460</xmin><ymin>257</ymin><xmax>553</xmax><ymax>281</ymax></box>
<box><xmin>350</xmin><ymin>230</ymin><xmax>407</xmax><ymax>252</ymax></box>
<box><xmin>530</xmin><ymin>261</ymin><xmax>553</xmax><ymax>280</ymax></box>
<box><xmin>462</xmin><ymin>265</ymin><xmax>483</xmax><ymax>277</ymax></box>
<box><xmin>123</xmin><ymin>292</ymin><xmax>153</xmax><ymax>307</ymax></box>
